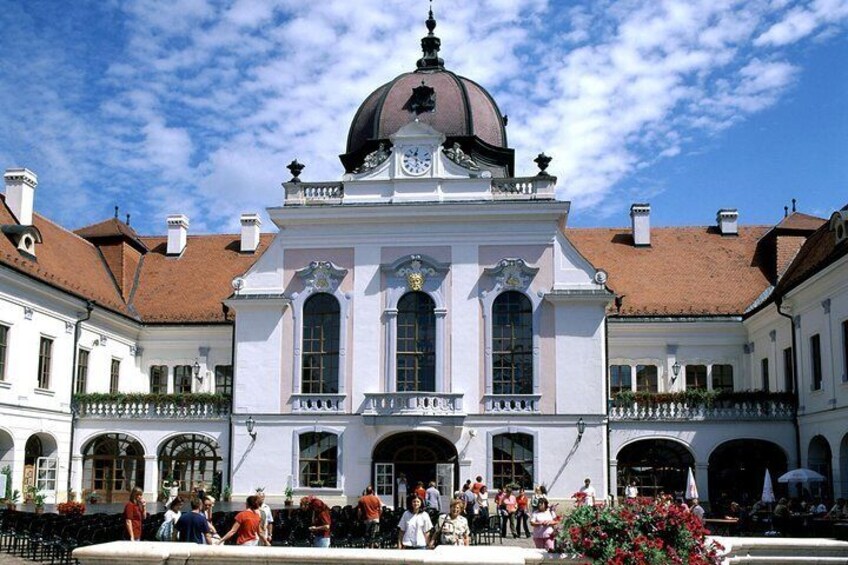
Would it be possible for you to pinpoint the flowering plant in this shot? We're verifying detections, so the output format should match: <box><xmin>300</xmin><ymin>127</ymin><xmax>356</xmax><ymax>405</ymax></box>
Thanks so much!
<box><xmin>572</xmin><ymin>491</ymin><xmax>588</xmax><ymax>507</ymax></box>
<box><xmin>556</xmin><ymin>496</ymin><xmax>723</xmax><ymax>564</ymax></box>
<box><xmin>56</xmin><ymin>501</ymin><xmax>86</xmax><ymax>517</ymax></box>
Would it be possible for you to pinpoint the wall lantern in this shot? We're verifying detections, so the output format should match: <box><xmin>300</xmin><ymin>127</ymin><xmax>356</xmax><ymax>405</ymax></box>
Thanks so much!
<box><xmin>576</xmin><ymin>417</ymin><xmax>586</xmax><ymax>441</ymax></box>
<box><xmin>193</xmin><ymin>360</ymin><xmax>202</xmax><ymax>382</ymax></box>
<box><xmin>246</xmin><ymin>416</ymin><xmax>257</xmax><ymax>441</ymax></box>
<box><xmin>671</xmin><ymin>361</ymin><xmax>681</xmax><ymax>383</ymax></box>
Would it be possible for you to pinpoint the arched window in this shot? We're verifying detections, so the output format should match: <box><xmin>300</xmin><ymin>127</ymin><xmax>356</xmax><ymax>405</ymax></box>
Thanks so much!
<box><xmin>492</xmin><ymin>433</ymin><xmax>533</xmax><ymax>489</ymax></box>
<box><xmin>492</xmin><ymin>291</ymin><xmax>533</xmax><ymax>395</ymax></box>
<box><xmin>396</xmin><ymin>292</ymin><xmax>436</xmax><ymax>392</ymax></box>
<box><xmin>302</xmin><ymin>294</ymin><xmax>340</xmax><ymax>394</ymax></box>
<box><xmin>299</xmin><ymin>432</ymin><xmax>338</xmax><ymax>488</ymax></box>
<box><xmin>158</xmin><ymin>434</ymin><xmax>222</xmax><ymax>494</ymax></box>
<box><xmin>81</xmin><ymin>433</ymin><xmax>145</xmax><ymax>503</ymax></box>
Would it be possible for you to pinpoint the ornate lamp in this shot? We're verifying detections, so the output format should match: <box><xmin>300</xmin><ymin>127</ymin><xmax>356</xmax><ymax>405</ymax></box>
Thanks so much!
<box><xmin>246</xmin><ymin>416</ymin><xmax>257</xmax><ymax>441</ymax></box>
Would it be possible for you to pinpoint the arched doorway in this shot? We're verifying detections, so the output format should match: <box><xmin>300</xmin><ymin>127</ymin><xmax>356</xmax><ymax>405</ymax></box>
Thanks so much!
<box><xmin>617</xmin><ymin>439</ymin><xmax>694</xmax><ymax>498</ymax></box>
<box><xmin>808</xmin><ymin>435</ymin><xmax>833</xmax><ymax>500</ymax></box>
<box><xmin>708</xmin><ymin>439</ymin><xmax>788</xmax><ymax>511</ymax></box>
<box><xmin>0</xmin><ymin>430</ymin><xmax>13</xmax><ymax>498</ymax></box>
<box><xmin>82</xmin><ymin>433</ymin><xmax>145</xmax><ymax>503</ymax></box>
<box><xmin>372</xmin><ymin>432</ymin><xmax>457</xmax><ymax>509</ymax></box>
<box><xmin>23</xmin><ymin>433</ymin><xmax>58</xmax><ymax>499</ymax></box>
<box><xmin>158</xmin><ymin>434</ymin><xmax>222</xmax><ymax>496</ymax></box>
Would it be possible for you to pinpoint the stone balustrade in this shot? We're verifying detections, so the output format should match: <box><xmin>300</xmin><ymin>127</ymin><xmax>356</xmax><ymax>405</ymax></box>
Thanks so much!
<box><xmin>491</xmin><ymin>177</ymin><xmax>556</xmax><ymax>199</ymax></box>
<box><xmin>284</xmin><ymin>181</ymin><xmax>344</xmax><ymax>204</ymax></box>
<box><xmin>483</xmin><ymin>394</ymin><xmax>541</xmax><ymax>413</ymax></box>
<box><xmin>362</xmin><ymin>392</ymin><xmax>465</xmax><ymax>417</ymax></box>
<box><xmin>609</xmin><ymin>398</ymin><xmax>794</xmax><ymax>421</ymax></box>
<box><xmin>75</xmin><ymin>396</ymin><xmax>230</xmax><ymax>420</ymax></box>
<box><xmin>291</xmin><ymin>394</ymin><xmax>346</xmax><ymax>413</ymax></box>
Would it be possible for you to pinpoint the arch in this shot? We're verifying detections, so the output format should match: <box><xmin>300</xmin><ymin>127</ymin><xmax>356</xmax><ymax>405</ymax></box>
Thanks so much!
<box><xmin>840</xmin><ymin>434</ymin><xmax>848</xmax><ymax>500</ymax></box>
<box><xmin>491</xmin><ymin>291</ymin><xmax>534</xmax><ymax>395</ymax></box>
<box><xmin>23</xmin><ymin>432</ymin><xmax>59</xmax><ymax>496</ymax></box>
<box><xmin>616</xmin><ymin>438</ymin><xmax>695</xmax><ymax>499</ymax></box>
<box><xmin>81</xmin><ymin>433</ymin><xmax>145</xmax><ymax>503</ymax></box>
<box><xmin>78</xmin><ymin>430</ymin><xmax>147</xmax><ymax>456</ymax></box>
<box><xmin>0</xmin><ymin>428</ymin><xmax>13</xmax><ymax>477</ymax></box>
<box><xmin>708</xmin><ymin>439</ymin><xmax>788</xmax><ymax>511</ymax></box>
<box><xmin>396</xmin><ymin>292</ymin><xmax>436</xmax><ymax>392</ymax></box>
<box><xmin>372</xmin><ymin>431</ymin><xmax>458</xmax><ymax>506</ymax></box>
<box><xmin>808</xmin><ymin>435</ymin><xmax>833</xmax><ymax>501</ymax></box>
<box><xmin>158</xmin><ymin>434</ymin><xmax>222</xmax><ymax>496</ymax></box>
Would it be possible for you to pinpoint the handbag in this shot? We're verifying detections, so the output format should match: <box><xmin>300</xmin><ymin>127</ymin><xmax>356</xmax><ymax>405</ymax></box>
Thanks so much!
<box><xmin>155</xmin><ymin>519</ymin><xmax>174</xmax><ymax>541</ymax></box>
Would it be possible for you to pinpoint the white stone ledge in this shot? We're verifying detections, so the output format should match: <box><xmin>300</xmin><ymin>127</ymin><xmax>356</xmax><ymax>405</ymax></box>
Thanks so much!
<box><xmin>714</xmin><ymin>536</ymin><xmax>848</xmax><ymax>563</ymax></box>
<box><xmin>73</xmin><ymin>542</ymin><xmax>575</xmax><ymax>565</ymax></box>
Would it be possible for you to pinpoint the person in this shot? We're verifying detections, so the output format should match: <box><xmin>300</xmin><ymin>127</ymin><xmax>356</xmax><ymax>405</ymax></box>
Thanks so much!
<box><xmin>531</xmin><ymin>485</ymin><xmax>548</xmax><ymax>511</ymax></box>
<box><xmin>123</xmin><ymin>487</ymin><xmax>147</xmax><ymax>542</ymax></box>
<box><xmin>175</xmin><ymin>497</ymin><xmax>212</xmax><ymax>544</ymax></box>
<box><xmin>690</xmin><ymin>498</ymin><xmax>705</xmax><ymax>524</ymax></box>
<box><xmin>515</xmin><ymin>488</ymin><xmax>530</xmax><ymax>538</ymax></box>
<box><xmin>396</xmin><ymin>474</ymin><xmax>408</xmax><ymax>508</ymax></box>
<box><xmin>219</xmin><ymin>495</ymin><xmax>269</xmax><ymax>546</ymax></box>
<box><xmin>462</xmin><ymin>484</ymin><xmax>477</xmax><ymax>520</ymax></box>
<box><xmin>625</xmin><ymin>481</ymin><xmax>638</xmax><ymax>499</ymax></box>
<box><xmin>500</xmin><ymin>487</ymin><xmax>517</xmax><ymax>538</ymax></box>
<box><xmin>425</xmin><ymin>481</ymin><xmax>441</xmax><ymax>512</ymax></box>
<box><xmin>357</xmin><ymin>485</ymin><xmax>382</xmax><ymax>548</ymax></box>
<box><xmin>157</xmin><ymin>496</ymin><xmax>183</xmax><ymax>541</ymax></box>
<box><xmin>256</xmin><ymin>490</ymin><xmax>274</xmax><ymax>542</ymax></box>
<box><xmin>301</xmin><ymin>495</ymin><xmax>332</xmax><ymax>548</ymax></box>
<box><xmin>579</xmin><ymin>478</ymin><xmax>596</xmax><ymax>506</ymax></box>
<box><xmin>414</xmin><ymin>481</ymin><xmax>427</xmax><ymax>502</ymax></box>
<box><xmin>471</xmin><ymin>476</ymin><xmax>484</xmax><ymax>495</ymax></box>
<box><xmin>812</xmin><ymin>497</ymin><xmax>828</xmax><ymax>515</ymax></box>
<box><xmin>397</xmin><ymin>494</ymin><xmax>432</xmax><ymax>549</ymax></box>
<box><xmin>194</xmin><ymin>481</ymin><xmax>207</xmax><ymax>502</ymax></box>
<box><xmin>202</xmin><ymin>496</ymin><xmax>220</xmax><ymax>541</ymax></box>
<box><xmin>827</xmin><ymin>498</ymin><xmax>846</xmax><ymax>519</ymax></box>
<box><xmin>530</xmin><ymin>498</ymin><xmax>559</xmax><ymax>551</ymax></box>
<box><xmin>476</xmin><ymin>485</ymin><xmax>490</xmax><ymax>520</ymax></box>
<box><xmin>164</xmin><ymin>479</ymin><xmax>179</xmax><ymax>509</ymax></box>
<box><xmin>724</xmin><ymin>501</ymin><xmax>749</xmax><ymax>535</ymax></box>
<box><xmin>431</xmin><ymin>498</ymin><xmax>470</xmax><ymax>547</ymax></box>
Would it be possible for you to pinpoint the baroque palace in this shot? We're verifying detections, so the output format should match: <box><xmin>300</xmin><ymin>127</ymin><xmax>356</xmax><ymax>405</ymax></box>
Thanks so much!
<box><xmin>0</xmin><ymin>13</ymin><xmax>846</xmax><ymax>510</ymax></box>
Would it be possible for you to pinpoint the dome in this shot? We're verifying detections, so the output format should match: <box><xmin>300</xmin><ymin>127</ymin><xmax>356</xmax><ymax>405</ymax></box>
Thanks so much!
<box><xmin>340</xmin><ymin>9</ymin><xmax>514</xmax><ymax>176</ymax></box>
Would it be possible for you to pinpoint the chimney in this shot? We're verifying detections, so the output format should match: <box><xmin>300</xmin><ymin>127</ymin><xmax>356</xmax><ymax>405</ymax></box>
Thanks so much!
<box><xmin>630</xmin><ymin>203</ymin><xmax>651</xmax><ymax>246</ymax></box>
<box><xmin>4</xmin><ymin>168</ymin><xmax>37</xmax><ymax>225</ymax></box>
<box><xmin>716</xmin><ymin>208</ymin><xmax>739</xmax><ymax>236</ymax></box>
<box><xmin>166</xmin><ymin>214</ymin><xmax>189</xmax><ymax>255</ymax></box>
<box><xmin>240</xmin><ymin>213</ymin><xmax>261</xmax><ymax>253</ymax></box>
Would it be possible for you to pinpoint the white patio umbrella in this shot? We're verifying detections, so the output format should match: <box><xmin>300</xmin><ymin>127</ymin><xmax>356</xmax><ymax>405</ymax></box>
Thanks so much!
<box><xmin>777</xmin><ymin>468</ymin><xmax>826</xmax><ymax>483</ymax></box>
<box><xmin>685</xmin><ymin>467</ymin><xmax>699</xmax><ymax>500</ymax></box>
<box><xmin>761</xmin><ymin>469</ymin><xmax>775</xmax><ymax>503</ymax></box>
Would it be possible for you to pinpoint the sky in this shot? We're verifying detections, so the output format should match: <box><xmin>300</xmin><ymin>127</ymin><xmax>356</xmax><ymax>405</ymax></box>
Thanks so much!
<box><xmin>0</xmin><ymin>0</ymin><xmax>846</xmax><ymax>235</ymax></box>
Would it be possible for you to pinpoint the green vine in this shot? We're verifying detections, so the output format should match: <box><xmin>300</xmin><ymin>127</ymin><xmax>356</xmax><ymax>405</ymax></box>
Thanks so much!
<box><xmin>73</xmin><ymin>392</ymin><xmax>231</xmax><ymax>409</ymax></box>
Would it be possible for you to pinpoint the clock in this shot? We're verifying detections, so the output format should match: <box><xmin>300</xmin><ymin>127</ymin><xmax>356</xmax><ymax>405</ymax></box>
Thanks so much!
<box><xmin>401</xmin><ymin>146</ymin><xmax>432</xmax><ymax>175</ymax></box>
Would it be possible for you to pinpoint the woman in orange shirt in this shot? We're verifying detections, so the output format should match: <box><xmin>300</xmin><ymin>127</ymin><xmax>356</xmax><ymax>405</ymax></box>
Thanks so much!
<box><xmin>219</xmin><ymin>496</ymin><xmax>269</xmax><ymax>546</ymax></box>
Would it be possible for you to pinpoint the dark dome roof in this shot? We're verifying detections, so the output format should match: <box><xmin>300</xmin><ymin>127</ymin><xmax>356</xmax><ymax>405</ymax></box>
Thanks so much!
<box><xmin>340</xmin><ymin>9</ymin><xmax>513</xmax><ymax>175</ymax></box>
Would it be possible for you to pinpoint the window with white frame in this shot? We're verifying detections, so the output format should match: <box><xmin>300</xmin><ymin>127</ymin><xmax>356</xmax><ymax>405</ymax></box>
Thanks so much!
<box><xmin>109</xmin><ymin>359</ymin><xmax>120</xmax><ymax>394</ymax></box>
<box><xmin>149</xmin><ymin>365</ymin><xmax>167</xmax><ymax>394</ymax></box>
<box><xmin>492</xmin><ymin>433</ymin><xmax>533</xmax><ymax>489</ymax></box>
<box><xmin>301</xmin><ymin>293</ymin><xmax>340</xmax><ymax>394</ymax></box>
<box><xmin>636</xmin><ymin>365</ymin><xmax>658</xmax><ymax>393</ymax></box>
<box><xmin>609</xmin><ymin>365</ymin><xmax>632</xmax><ymax>395</ymax></box>
<box><xmin>75</xmin><ymin>349</ymin><xmax>89</xmax><ymax>394</ymax></box>
<box><xmin>761</xmin><ymin>359</ymin><xmax>770</xmax><ymax>392</ymax></box>
<box><xmin>298</xmin><ymin>432</ymin><xmax>338</xmax><ymax>488</ymax></box>
<box><xmin>810</xmin><ymin>334</ymin><xmax>822</xmax><ymax>390</ymax></box>
<box><xmin>173</xmin><ymin>365</ymin><xmax>192</xmax><ymax>394</ymax></box>
<box><xmin>37</xmin><ymin>337</ymin><xmax>53</xmax><ymax>389</ymax></box>
<box><xmin>492</xmin><ymin>291</ymin><xmax>533</xmax><ymax>395</ymax></box>
<box><xmin>396</xmin><ymin>292</ymin><xmax>436</xmax><ymax>392</ymax></box>
<box><xmin>36</xmin><ymin>457</ymin><xmax>57</xmax><ymax>492</ymax></box>
<box><xmin>0</xmin><ymin>324</ymin><xmax>8</xmax><ymax>381</ymax></box>
<box><xmin>712</xmin><ymin>364</ymin><xmax>734</xmax><ymax>392</ymax></box>
<box><xmin>685</xmin><ymin>364</ymin><xmax>707</xmax><ymax>390</ymax></box>
<box><xmin>215</xmin><ymin>365</ymin><xmax>233</xmax><ymax>396</ymax></box>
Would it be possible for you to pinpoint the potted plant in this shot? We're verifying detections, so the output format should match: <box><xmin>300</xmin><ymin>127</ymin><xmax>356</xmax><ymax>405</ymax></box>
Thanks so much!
<box><xmin>32</xmin><ymin>491</ymin><xmax>47</xmax><ymax>514</ymax></box>
<box><xmin>284</xmin><ymin>484</ymin><xmax>293</xmax><ymax>507</ymax></box>
<box><xmin>6</xmin><ymin>489</ymin><xmax>20</xmax><ymax>511</ymax></box>
<box><xmin>87</xmin><ymin>491</ymin><xmax>101</xmax><ymax>505</ymax></box>
<box><xmin>57</xmin><ymin>499</ymin><xmax>86</xmax><ymax>517</ymax></box>
<box><xmin>221</xmin><ymin>484</ymin><xmax>231</xmax><ymax>502</ymax></box>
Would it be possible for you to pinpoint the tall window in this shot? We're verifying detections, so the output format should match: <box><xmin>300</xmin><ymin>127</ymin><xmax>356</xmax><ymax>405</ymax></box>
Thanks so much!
<box><xmin>75</xmin><ymin>349</ymin><xmax>89</xmax><ymax>394</ymax></box>
<box><xmin>810</xmin><ymin>334</ymin><xmax>822</xmax><ymax>390</ymax></box>
<box><xmin>761</xmin><ymin>359</ymin><xmax>770</xmax><ymax>392</ymax></box>
<box><xmin>492</xmin><ymin>292</ymin><xmax>533</xmax><ymax>395</ymax></box>
<box><xmin>301</xmin><ymin>294</ymin><xmax>340</xmax><ymax>394</ymax></box>
<box><xmin>110</xmin><ymin>359</ymin><xmax>120</xmax><ymax>394</ymax></box>
<box><xmin>215</xmin><ymin>365</ymin><xmax>233</xmax><ymax>396</ymax></box>
<box><xmin>298</xmin><ymin>432</ymin><xmax>338</xmax><ymax>488</ymax></box>
<box><xmin>685</xmin><ymin>364</ymin><xmax>707</xmax><ymax>390</ymax></box>
<box><xmin>610</xmin><ymin>365</ymin><xmax>632</xmax><ymax>395</ymax></box>
<box><xmin>159</xmin><ymin>434</ymin><xmax>222</xmax><ymax>494</ymax></box>
<box><xmin>149</xmin><ymin>365</ymin><xmax>167</xmax><ymax>394</ymax></box>
<box><xmin>783</xmin><ymin>347</ymin><xmax>794</xmax><ymax>392</ymax></box>
<box><xmin>37</xmin><ymin>337</ymin><xmax>53</xmax><ymax>389</ymax></box>
<box><xmin>492</xmin><ymin>433</ymin><xmax>533</xmax><ymax>489</ymax></box>
<box><xmin>636</xmin><ymin>365</ymin><xmax>658</xmax><ymax>393</ymax></box>
<box><xmin>396</xmin><ymin>292</ymin><xmax>435</xmax><ymax>392</ymax></box>
<box><xmin>712</xmin><ymin>364</ymin><xmax>734</xmax><ymax>392</ymax></box>
<box><xmin>174</xmin><ymin>365</ymin><xmax>192</xmax><ymax>394</ymax></box>
<box><xmin>0</xmin><ymin>324</ymin><xmax>8</xmax><ymax>381</ymax></box>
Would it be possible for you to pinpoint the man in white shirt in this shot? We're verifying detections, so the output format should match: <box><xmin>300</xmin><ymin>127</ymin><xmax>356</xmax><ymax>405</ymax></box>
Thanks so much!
<box><xmin>579</xmin><ymin>478</ymin><xmax>596</xmax><ymax>506</ymax></box>
<box><xmin>256</xmin><ymin>490</ymin><xmax>274</xmax><ymax>541</ymax></box>
<box><xmin>624</xmin><ymin>481</ymin><xmax>638</xmax><ymax>499</ymax></box>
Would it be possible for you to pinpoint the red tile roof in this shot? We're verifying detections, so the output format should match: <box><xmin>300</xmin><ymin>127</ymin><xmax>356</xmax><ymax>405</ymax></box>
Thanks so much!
<box><xmin>776</xmin><ymin>211</ymin><xmax>848</xmax><ymax>296</ymax></box>
<box><xmin>566</xmin><ymin>226</ymin><xmax>772</xmax><ymax>316</ymax></box>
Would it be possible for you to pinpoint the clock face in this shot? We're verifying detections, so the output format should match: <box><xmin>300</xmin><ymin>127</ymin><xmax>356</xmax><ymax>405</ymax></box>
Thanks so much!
<box><xmin>401</xmin><ymin>146</ymin><xmax>432</xmax><ymax>175</ymax></box>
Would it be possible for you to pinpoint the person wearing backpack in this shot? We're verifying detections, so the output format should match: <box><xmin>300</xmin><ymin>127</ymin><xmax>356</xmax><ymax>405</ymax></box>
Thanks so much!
<box><xmin>157</xmin><ymin>496</ymin><xmax>183</xmax><ymax>541</ymax></box>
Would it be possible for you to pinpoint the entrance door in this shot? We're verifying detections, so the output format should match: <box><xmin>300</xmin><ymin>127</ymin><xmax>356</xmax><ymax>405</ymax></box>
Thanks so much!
<box><xmin>374</xmin><ymin>463</ymin><xmax>394</xmax><ymax>508</ymax></box>
<box><xmin>436</xmin><ymin>463</ymin><xmax>453</xmax><ymax>511</ymax></box>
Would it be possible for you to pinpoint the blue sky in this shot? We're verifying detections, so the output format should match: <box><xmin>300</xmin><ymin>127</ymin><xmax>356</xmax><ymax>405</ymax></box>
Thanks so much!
<box><xmin>0</xmin><ymin>0</ymin><xmax>845</xmax><ymax>235</ymax></box>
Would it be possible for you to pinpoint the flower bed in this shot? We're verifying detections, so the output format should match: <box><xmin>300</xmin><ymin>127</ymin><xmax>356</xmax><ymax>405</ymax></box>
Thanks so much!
<box><xmin>56</xmin><ymin>500</ymin><xmax>86</xmax><ymax>517</ymax></box>
<box><xmin>556</xmin><ymin>496</ymin><xmax>722</xmax><ymax>564</ymax></box>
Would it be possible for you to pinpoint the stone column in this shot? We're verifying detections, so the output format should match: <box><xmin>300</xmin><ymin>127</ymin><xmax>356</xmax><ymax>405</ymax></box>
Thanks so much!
<box><xmin>695</xmin><ymin>462</ymin><xmax>709</xmax><ymax>506</ymax></box>
<box><xmin>144</xmin><ymin>455</ymin><xmax>158</xmax><ymax>504</ymax></box>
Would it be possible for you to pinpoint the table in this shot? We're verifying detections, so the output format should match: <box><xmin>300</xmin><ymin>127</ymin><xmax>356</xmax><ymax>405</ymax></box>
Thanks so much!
<box><xmin>704</xmin><ymin>518</ymin><xmax>738</xmax><ymax>536</ymax></box>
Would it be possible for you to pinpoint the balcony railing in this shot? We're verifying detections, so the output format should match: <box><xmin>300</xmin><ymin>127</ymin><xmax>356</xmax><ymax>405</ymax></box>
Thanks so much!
<box><xmin>284</xmin><ymin>181</ymin><xmax>344</xmax><ymax>204</ymax></box>
<box><xmin>491</xmin><ymin>176</ymin><xmax>556</xmax><ymax>199</ymax></box>
<box><xmin>362</xmin><ymin>392</ymin><xmax>465</xmax><ymax>417</ymax></box>
<box><xmin>291</xmin><ymin>394</ymin><xmax>346</xmax><ymax>413</ymax></box>
<box><xmin>73</xmin><ymin>393</ymin><xmax>230</xmax><ymax>419</ymax></box>
<box><xmin>483</xmin><ymin>394</ymin><xmax>541</xmax><ymax>413</ymax></box>
<box><xmin>609</xmin><ymin>391</ymin><xmax>795</xmax><ymax>421</ymax></box>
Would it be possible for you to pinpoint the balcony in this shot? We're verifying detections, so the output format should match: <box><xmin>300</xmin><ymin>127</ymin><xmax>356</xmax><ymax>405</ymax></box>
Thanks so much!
<box><xmin>73</xmin><ymin>393</ymin><xmax>231</xmax><ymax>420</ymax></box>
<box><xmin>609</xmin><ymin>391</ymin><xmax>795</xmax><ymax>422</ymax></box>
<box><xmin>284</xmin><ymin>181</ymin><xmax>344</xmax><ymax>205</ymax></box>
<box><xmin>362</xmin><ymin>392</ymin><xmax>465</xmax><ymax>425</ymax></box>
<box><xmin>291</xmin><ymin>393</ymin><xmax>346</xmax><ymax>414</ymax></box>
<box><xmin>491</xmin><ymin>176</ymin><xmax>556</xmax><ymax>199</ymax></box>
<box><xmin>483</xmin><ymin>394</ymin><xmax>541</xmax><ymax>414</ymax></box>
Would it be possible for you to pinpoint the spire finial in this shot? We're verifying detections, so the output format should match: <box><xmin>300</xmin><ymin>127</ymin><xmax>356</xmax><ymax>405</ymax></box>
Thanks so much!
<box><xmin>784</xmin><ymin>205</ymin><xmax>789</xmax><ymax>217</ymax></box>
<box><xmin>416</xmin><ymin>1</ymin><xmax>444</xmax><ymax>70</ymax></box>
<box><xmin>114</xmin><ymin>205</ymin><xmax>119</xmax><ymax>218</ymax></box>
<box><xmin>126</xmin><ymin>213</ymin><xmax>131</xmax><ymax>226</ymax></box>
<box><xmin>791</xmin><ymin>198</ymin><xmax>797</xmax><ymax>212</ymax></box>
